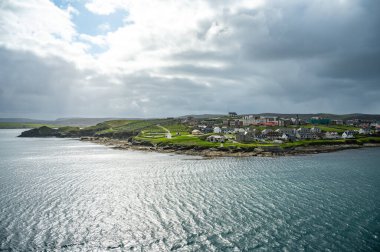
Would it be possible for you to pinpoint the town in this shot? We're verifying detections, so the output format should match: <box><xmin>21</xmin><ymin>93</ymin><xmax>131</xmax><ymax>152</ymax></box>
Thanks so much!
<box><xmin>17</xmin><ymin>113</ymin><xmax>380</xmax><ymax>155</ymax></box>
<box><xmin>181</xmin><ymin>112</ymin><xmax>380</xmax><ymax>144</ymax></box>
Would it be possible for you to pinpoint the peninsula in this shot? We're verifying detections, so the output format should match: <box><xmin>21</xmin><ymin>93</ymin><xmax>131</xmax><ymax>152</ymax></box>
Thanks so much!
<box><xmin>18</xmin><ymin>113</ymin><xmax>380</xmax><ymax>157</ymax></box>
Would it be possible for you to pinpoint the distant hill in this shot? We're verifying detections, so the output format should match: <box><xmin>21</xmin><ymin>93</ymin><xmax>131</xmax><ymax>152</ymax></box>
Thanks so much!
<box><xmin>1</xmin><ymin>113</ymin><xmax>379</xmax><ymax>128</ymax></box>
<box><xmin>54</xmin><ymin>118</ymin><xmax>128</xmax><ymax>126</ymax></box>
<box><xmin>254</xmin><ymin>113</ymin><xmax>380</xmax><ymax>121</ymax></box>
<box><xmin>0</xmin><ymin>118</ymin><xmax>51</xmax><ymax>123</ymax></box>
<box><xmin>178</xmin><ymin>113</ymin><xmax>380</xmax><ymax>121</ymax></box>
<box><xmin>178</xmin><ymin>114</ymin><xmax>225</xmax><ymax>119</ymax></box>
<box><xmin>0</xmin><ymin>117</ymin><xmax>132</xmax><ymax>127</ymax></box>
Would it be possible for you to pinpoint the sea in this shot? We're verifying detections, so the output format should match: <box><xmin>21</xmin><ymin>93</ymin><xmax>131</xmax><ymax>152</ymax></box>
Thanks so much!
<box><xmin>0</xmin><ymin>129</ymin><xmax>379</xmax><ymax>251</ymax></box>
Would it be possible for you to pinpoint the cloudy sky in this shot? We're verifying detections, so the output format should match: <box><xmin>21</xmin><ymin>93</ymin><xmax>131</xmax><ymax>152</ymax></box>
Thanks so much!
<box><xmin>0</xmin><ymin>0</ymin><xmax>379</xmax><ymax>119</ymax></box>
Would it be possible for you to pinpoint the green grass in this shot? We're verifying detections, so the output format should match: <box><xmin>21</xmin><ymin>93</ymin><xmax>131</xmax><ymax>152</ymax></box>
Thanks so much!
<box><xmin>136</xmin><ymin>135</ymin><xmax>220</xmax><ymax>147</ymax></box>
<box><xmin>160</xmin><ymin>122</ymin><xmax>190</xmax><ymax>133</ymax></box>
<box><xmin>280</xmin><ymin>137</ymin><xmax>380</xmax><ymax>148</ymax></box>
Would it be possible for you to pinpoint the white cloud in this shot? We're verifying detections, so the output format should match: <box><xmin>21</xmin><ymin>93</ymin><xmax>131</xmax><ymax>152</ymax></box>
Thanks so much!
<box><xmin>0</xmin><ymin>0</ymin><xmax>379</xmax><ymax>118</ymax></box>
<box><xmin>0</xmin><ymin>0</ymin><xmax>95</xmax><ymax>68</ymax></box>
<box><xmin>85</xmin><ymin>0</ymin><xmax>125</xmax><ymax>15</ymax></box>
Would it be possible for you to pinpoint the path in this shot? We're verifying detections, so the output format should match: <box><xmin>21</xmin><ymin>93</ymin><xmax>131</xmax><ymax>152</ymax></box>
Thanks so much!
<box><xmin>157</xmin><ymin>125</ymin><xmax>172</xmax><ymax>138</ymax></box>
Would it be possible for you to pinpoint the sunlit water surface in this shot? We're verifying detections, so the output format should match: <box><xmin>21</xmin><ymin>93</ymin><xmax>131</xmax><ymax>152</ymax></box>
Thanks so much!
<box><xmin>0</xmin><ymin>129</ymin><xmax>379</xmax><ymax>251</ymax></box>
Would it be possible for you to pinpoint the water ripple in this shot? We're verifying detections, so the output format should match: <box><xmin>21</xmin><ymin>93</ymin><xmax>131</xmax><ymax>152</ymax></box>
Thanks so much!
<box><xmin>0</xmin><ymin>130</ymin><xmax>379</xmax><ymax>251</ymax></box>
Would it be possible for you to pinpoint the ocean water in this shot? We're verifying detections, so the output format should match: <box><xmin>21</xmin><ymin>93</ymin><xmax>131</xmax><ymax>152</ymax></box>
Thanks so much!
<box><xmin>0</xmin><ymin>129</ymin><xmax>379</xmax><ymax>251</ymax></box>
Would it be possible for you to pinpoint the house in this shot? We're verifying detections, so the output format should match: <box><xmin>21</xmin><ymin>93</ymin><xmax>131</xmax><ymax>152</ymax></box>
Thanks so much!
<box><xmin>236</xmin><ymin>132</ymin><xmax>256</xmax><ymax>142</ymax></box>
<box><xmin>241</xmin><ymin>115</ymin><xmax>258</xmax><ymax>126</ymax></box>
<box><xmin>278</xmin><ymin>118</ymin><xmax>292</xmax><ymax>127</ymax></box>
<box><xmin>280</xmin><ymin>133</ymin><xmax>289</xmax><ymax>141</ymax></box>
<box><xmin>324</xmin><ymin>132</ymin><xmax>340</xmax><ymax>139</ymax></box>
<box><xmin>331</xmin><ymin>120</ymin><xmax>344</xmax><ymax>125</ymax></box>
<box><xmin>213</xmin><ymin>127</ymin><xmax>222</xmax><ymax>134</ymax></box>
<box><xmin>358</xmin><ymin>128</ymin><xmax>371</xmax><ymax>135</ymax></box>
<box><xmin>276</xmin><ymin>128</ymin><xmax>296</xmax><ymax>135</ymax></box>
<box><xmin>182</xmin><ymin>116</ymin><xmax>198</xmax><ymax>126</ymax></box>
<box><xmin>281</xmin><ymin>133</ymin><xmax>296</xmax><ymax>141</ymax></box>
<box><xmin>265</xmin><ymin>132</ymin><xmax>282</xmax><ymax>140</ymax></box>
<box><xmin>342</xmin><ymin>131</ymin><xmax>355</xmax><ymax>139</ymax></box>
<box><xmin>296</xmin><ymin>132</ymin><xmax>318</xmax><ymax>139</ymax></box>
<box><xmin>345</xmin><ymin>120</ymin><xmax>354</xmax><ymax>126</ymax></box>
<box><xmin>310</xmin><ymin>127</ymin><xmax>321</xmax><ymax>133</ymax></box>
<box><xmin>191</xmin><ymin>129</ymin><xmax>202</xmax><ymax>135</ymax></box>
<box><xmin>230</xmin><ymin>120</ymin><xmax>243</xmax><ymax>128</ymax></box>
<box><xmin>221</xmin><ymin>127</ymin><xmax>233</xmax><ymax>134</ymax></box>
<box><xmin>233</xmin><ymin>128</ymin><xmax>245</xmax><ymax>133</ymax></box>
<box><xmin>261</xmin><ymin>129</ymin><xmax>273</xmax><ymax>135</ymax></box>
<box><xmin>207</xmin><ymin>135</ymin><xmax>226</xmax><ymax>143</ymax></box>
<box><xmin>202</xmin><ymin>119</ymin><xmax>218</xmax><ymax>127</ymax></box>
<box><xmin>297</xmin><ymin>127</ymin><xmax>312</xmax><ymax>133</ymax></box>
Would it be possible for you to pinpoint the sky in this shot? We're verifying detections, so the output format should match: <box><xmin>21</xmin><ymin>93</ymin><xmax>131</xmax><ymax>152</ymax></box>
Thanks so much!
<box><xmin>0</xmin><ymin>0</ymin><xmax>379</xmax><ymax>119</ymax></box>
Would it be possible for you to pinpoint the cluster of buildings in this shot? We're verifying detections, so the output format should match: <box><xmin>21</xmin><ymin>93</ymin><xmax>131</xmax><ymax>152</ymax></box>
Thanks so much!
<box><xmin>234</xmin><ymin>127</ymin><xmax>358</xmax><ymax>143</ymax></box>
<box><xmin>185</xmin><ymin>113</ymin><xmax>380</xmax><ymax>144</ymax></box>
<box><xmin>224</xmin><ymin>115</ymin><xmax>300</xmax><ymax>127</ymax></box>
<box><xmin>202</xmin><ymin>127</ymin><xmax>374</xmax><ymax>143</ymax></box>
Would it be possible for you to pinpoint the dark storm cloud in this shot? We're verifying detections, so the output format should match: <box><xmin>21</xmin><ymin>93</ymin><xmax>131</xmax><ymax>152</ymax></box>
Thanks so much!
<box><xmin>164</xmin><ymin>0</ymin><xmax>380</xmax><ymax>114</ymax></box>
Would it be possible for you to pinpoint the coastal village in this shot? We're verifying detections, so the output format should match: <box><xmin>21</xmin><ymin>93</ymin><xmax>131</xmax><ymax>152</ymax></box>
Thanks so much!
<box><xmin>182</xmin><ymin>112</ymin><xmax>380</xmax><ymax>144</ymax></box>
<box><xmin>17</xmin><ymin>112</ymin><xmax>380</xmax><ymax>156</ymax></box>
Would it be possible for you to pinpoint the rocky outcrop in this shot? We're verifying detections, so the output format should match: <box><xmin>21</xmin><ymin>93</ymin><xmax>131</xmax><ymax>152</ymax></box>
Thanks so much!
<box><xmin>19</xmin><ymin>126</ymin><xmax>136</xmax><ymax>139</ymax></box>
<box><xmin>18</xmin><ymin>126</ymin><xmax>59</xmax><ymax>137</ymax></box>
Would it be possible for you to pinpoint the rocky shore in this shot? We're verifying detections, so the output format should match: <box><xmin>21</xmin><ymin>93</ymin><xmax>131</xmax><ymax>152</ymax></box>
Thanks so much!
<box><xmin>80</xmin><ymin>136</ymin><xmax>380</xmax><ymax>158</ymax></box>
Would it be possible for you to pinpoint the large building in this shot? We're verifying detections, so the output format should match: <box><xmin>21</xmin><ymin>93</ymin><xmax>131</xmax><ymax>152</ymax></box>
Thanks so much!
<box><xmin>241</xmin><ymin>115</ymin><xmax>279</xmax><ymax>126</ymax></box>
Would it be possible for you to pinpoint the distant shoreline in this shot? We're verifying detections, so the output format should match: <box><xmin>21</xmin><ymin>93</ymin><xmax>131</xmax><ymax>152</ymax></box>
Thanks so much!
<box><xmin>80</xmin><ymin>136</ymin><xmax>380</xmax><ymax>158</ymax></box>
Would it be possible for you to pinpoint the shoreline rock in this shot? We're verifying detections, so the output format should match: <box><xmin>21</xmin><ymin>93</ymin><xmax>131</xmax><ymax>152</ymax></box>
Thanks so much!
<box><xmin>79</xmin><ymin>137</ymin><xmax>380</xmax><ymax>158</ymax></box>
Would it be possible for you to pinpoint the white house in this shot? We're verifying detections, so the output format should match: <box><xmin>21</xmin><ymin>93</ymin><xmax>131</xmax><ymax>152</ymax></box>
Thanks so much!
<box><xmin>310</xmin><ymin>127</ymin><xmax>321</xmax><ymax>133</ymax></box>
<box><xmin>358</xmin><ymin>128</ymin><xmax>371</xmax><ymax>135</ymax></box>
<box><xmin>191</xmin><ymin>129</ymin><xmax>202</xmax><ymax>135</ymax></box>
<box><xmin>342</xmin><ymin>131</ymin><xmax>354</xmax><ymax>139</ymax></box>
<box><xmin>324</xmin><ymin>132</ymin><xmax>340</xmax><ymax>139</ymax></box>
<box><xmin>276</xmin><ymin>128</ymin><xmax>296</xmax><ymax>135</ymax></box>
<box><xmin>280</xmin><ymin>133</ymin><xmax>289</xmax><ymax>140</ymax></box>
<box><xmin>213</xmin><ymin>127</ymin><xmax>222</xmax><ymax>134</ymax></box>
<box><xmin>297</xmin><ymin>127</ymin><xmax>311</xmax><ymax>133</ymax></box>
<box><xmin>233</xmin><ymin>128</ymin><xmax>245</xmax><ymax>133</ymax></box>
<box><xmin>296</xmin><ymin>132</ymin><xmax>318</xmax><ymax>139</ymax></box>
<box><xmin>206</xmin><ymin>135</ymin><xmax>226</xmax><ymax>143</ymax></box>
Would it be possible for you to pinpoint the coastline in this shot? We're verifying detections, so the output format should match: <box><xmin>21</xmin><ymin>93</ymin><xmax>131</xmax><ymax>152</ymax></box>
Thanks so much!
<box><xmin>80</xmin><ymin>136</ymin><xmax>380</xmax><ymax>158</ymax></box>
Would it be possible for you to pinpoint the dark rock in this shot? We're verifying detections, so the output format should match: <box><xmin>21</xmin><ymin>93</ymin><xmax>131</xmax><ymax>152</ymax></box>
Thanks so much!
<box><xmin>19</xmin><ymin>126</ymin><xmax>59</xmax><ymax>137</ymax></box>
